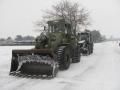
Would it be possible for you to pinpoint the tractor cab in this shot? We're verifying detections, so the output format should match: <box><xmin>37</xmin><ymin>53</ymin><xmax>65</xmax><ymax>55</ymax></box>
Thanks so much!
<box><xmin>47</xmin><ymin>19</ymin><xmax>73</xmax><ymax>35</ymax></box>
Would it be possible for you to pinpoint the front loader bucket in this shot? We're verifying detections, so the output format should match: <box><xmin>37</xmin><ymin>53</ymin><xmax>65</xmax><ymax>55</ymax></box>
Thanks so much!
<box><xmin>10</xmin><ymin>49</ymin><xmax>58</xmax><ymax>78</ymax></box>
<box><xmin>19</xmin><ymin>62</ymin><xmax>53</xmax><ymax>75</ymax></box>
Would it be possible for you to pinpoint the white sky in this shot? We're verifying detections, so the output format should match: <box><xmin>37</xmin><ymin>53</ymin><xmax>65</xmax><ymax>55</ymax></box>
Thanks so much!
<box><xmin>0</xmin><ymin>0</ymin><xmax>120</xmax><ymax>38</ymax></box>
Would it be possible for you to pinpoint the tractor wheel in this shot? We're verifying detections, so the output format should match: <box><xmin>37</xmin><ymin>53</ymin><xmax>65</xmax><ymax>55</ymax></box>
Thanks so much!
<box><xmin>72</xmin><ymin>46</ymin><xmax>81</xmax><ymax>63</ymax></box>
<box><xmin>90</xmin><ymin>46</ymin><xmax>92</xmax><ymax>54</ymax></box>
<box><xmin>88</xmin><ymin>44</ymin><xmax>93</xmax><ymax>55</ymax></box>
<box><xmin>91</xmin><ymin>48</ymin><xmax>93</xmax><ymax>54</ymax></box>
<box><xmin>85</xmin><ymin>45</ymin><xmax>91</xmax><ymax>55</ymax></box>
<box><xmin>91</xmin><ymin>44</ymin><xmax>93</xmax><ymax>54</ymax></box>
<box><xmin>57</xmin><ymin>46</ymin><xmax>70</xmax><ymax>70</ymax></box>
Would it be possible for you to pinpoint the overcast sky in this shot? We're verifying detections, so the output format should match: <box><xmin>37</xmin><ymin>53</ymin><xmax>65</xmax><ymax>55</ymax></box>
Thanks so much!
<box><xmin>0</xmin><ymin>0</ymin><xmax>120</xmax><ymax>38</ymax></box>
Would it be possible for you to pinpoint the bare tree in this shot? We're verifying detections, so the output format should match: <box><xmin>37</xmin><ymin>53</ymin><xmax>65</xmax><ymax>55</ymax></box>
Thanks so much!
<box><xmin>36</xmin><ymin>0</ymin><xmax>90</xmax><ymax>32</ymax></box>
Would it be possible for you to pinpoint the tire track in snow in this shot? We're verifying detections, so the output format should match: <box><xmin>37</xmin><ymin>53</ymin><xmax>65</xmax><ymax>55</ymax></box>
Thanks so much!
<box><xmin>0</xmin><ymin>78</ymin><xmax>43</xmax><ymax>90</ymax></box>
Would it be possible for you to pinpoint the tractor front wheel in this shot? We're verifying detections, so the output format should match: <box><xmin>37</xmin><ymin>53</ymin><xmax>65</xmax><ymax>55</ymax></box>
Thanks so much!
<box><xmin>57</xmin><ymin>46</ymin><xmax>70</xmax><ymax>70</ymax></box>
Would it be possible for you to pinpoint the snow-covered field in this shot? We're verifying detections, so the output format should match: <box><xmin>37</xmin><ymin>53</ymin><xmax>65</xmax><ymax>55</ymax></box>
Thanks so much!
<box><xmin>0</xmin><ymin>41</ymin><xmax>120</xmax><ymax>90</ymax></box>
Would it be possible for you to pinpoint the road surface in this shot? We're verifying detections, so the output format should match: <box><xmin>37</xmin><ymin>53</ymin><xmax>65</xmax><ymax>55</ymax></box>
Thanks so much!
<box><xmin>0</xmin><ymin>41</ymin><xmax>120</xmax><ymax>90</ymax></box>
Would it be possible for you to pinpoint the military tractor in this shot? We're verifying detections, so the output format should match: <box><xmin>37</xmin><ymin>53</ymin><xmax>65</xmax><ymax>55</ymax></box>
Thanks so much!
<box><xmin>10</xmin><ymin>19</ymin><xmax>81</xmax><ymax>78</ymax></box>
<box><xmin>78</xmin><ymin>30</ymin><xmax>93</xmax><ymax>55</ymax></box>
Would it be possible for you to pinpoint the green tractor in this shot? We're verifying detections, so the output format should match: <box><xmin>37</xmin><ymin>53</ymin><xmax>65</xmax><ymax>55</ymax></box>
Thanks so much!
<box><xmin>78</xmin><ymin>30</ymin><xmax>94</xmax><ymax>55</ymax></box>
<box><xmin>10</xmin><ymin>19</ymin><xmax>81</xmax><ymax>78</ymax></box>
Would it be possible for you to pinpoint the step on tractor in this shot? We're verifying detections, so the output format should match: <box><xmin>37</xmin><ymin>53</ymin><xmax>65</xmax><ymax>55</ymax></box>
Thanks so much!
<box><xmin>10</xmin><ymin>19</ymin><xmax>81</xmax><ymax>78</ymax></box>
<box><xmin>78</xmin><ymin>30</ymin><xmax>94</xmax><ymax>55</ymax></box>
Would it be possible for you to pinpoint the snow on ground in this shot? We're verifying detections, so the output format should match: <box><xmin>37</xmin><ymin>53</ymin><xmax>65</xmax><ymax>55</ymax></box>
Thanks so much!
<box><xmin>0</xmin><ymin>41</ymin><xmax>120</xmax><ymax>90</ymax></box>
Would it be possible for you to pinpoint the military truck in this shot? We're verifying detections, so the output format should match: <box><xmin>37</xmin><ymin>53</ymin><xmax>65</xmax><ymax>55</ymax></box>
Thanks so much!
<box><xmin>10</xmin><ymin>19</ymin><xmax>81</xmax><ymax>78</ymax></box>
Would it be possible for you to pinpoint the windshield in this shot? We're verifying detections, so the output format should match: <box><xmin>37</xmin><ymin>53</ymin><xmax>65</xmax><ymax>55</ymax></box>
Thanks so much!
<box><xmin>49</xmin><ymin>24</ymin><xmax>62</xmax><ymax>33</ymax></box>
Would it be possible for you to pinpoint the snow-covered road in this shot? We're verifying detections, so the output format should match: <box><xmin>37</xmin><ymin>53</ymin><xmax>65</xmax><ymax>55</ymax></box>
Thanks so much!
<box><xmin>0</xmin><ymin>41</ymin><xmax>120</xmax><ymax>90</ymax></box>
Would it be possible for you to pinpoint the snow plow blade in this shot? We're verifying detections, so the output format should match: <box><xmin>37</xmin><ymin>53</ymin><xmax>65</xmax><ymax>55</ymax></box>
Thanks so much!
<box><xmin>10</xmin><ymin>49</ymin><xmax>58</xmax><ymax>78</ymax></box>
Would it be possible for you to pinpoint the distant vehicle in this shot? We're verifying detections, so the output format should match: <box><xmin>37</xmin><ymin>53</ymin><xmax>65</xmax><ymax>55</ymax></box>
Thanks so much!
<box><xmin>78</xmin><ymin>30</ymin><xmax>94</xmax><ymax>55</ymax></box>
